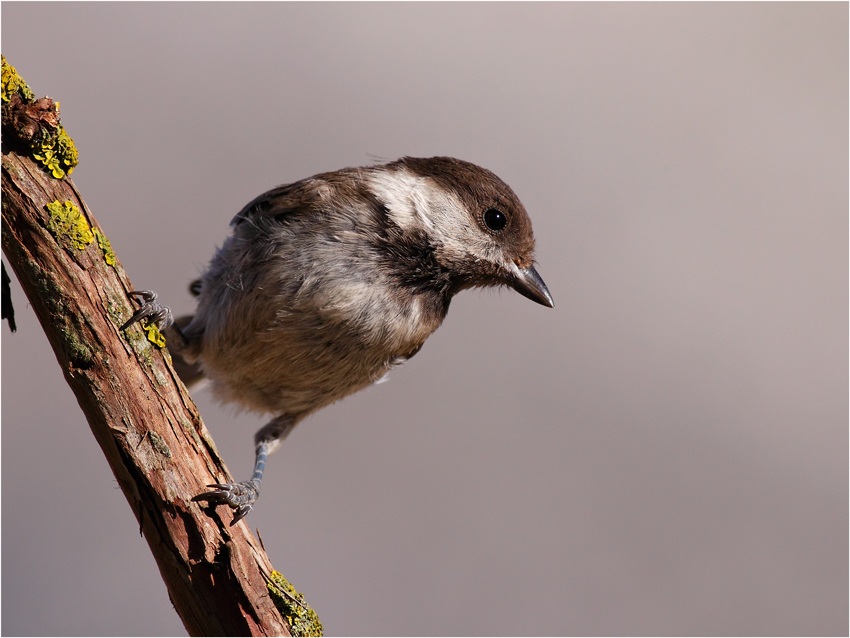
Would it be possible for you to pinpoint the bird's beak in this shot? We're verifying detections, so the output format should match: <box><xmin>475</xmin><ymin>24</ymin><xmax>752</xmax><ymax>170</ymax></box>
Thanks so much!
<box><xmin>509</xmin><ymin>264</ymin><xmax>554</xmax><ymax>308</ymax></box>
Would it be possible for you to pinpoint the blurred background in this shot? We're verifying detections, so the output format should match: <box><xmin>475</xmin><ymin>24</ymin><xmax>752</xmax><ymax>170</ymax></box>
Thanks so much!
<box><xmin>2</xmin><ymin>3</ymin><xmax>846</xmax><ymax>636</ymax></box>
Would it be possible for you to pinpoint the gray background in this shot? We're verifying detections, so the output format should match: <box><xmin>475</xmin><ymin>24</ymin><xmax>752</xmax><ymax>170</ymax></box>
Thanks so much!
<box><xmin>2</xmin><ymin>3</ymin><xmax>847</xmax><ymax>636</ymax></box>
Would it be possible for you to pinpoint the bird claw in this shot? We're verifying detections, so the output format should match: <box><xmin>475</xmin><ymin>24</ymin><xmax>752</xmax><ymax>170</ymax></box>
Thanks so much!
<box><xmin>121</xmin><ymin>290</ymin><xmax>174</xmax><ymax>331</ymax></box>
<box><xmin>192</xmin><ymin>480</ymin><xmax>260</xmax><ymax>525</ymax></box>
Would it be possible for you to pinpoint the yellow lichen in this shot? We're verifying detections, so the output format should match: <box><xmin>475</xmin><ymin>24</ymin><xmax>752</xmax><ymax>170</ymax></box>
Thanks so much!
<box><xmin>33</xmin><ymin>127</ymin><xmax>78</xmax><ymax>178</ymax></box>
<box><xmin>144</xmin><ymin>323</ymin><xmax>167</xmax><ymax>349</ymax></box>
<box><xmin>54</xmin><ymin>128</ymin><xmax>78</xmax><ymax>173</ymax></box>
<box><xmin>94</xmin><ymin>229</ymin><xmax>117</xmax><ymax>266</ymax></box>
<box><xmin>266</xmin><ymin>570</ymin><xmax>323</xmax><ymax>637</ymax></box>
<box><xmin>45</xmin><ymin>200</ymin><xmax>94</xmax><ymax>250</ymax></box>
<box><xmin>1</xmin><ymin>55</ymin><xmax>34</xmax><ymax>103</ymax></box>
<box><xmin>2</xmin><ymin>56</ymin><xmax>79</xmax><ymax>178</ymax></box>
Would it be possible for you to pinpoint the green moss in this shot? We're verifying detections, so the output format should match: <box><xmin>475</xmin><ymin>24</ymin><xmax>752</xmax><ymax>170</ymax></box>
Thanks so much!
<box><xmin>105</xmin><ymin>293</ymin><xmax>126</xmax><ymax>325</ymax></box>
<box><xmin>139</xmin><ymin>341</ymin><xmax>156</xmax><ymax>367</ymax></box>
<box><xmin>46</xmin><ymin>200</ymin><xmax>94</xmax><ymax>250</ymax></box>
<box><xmin>1</xmin><ymin>55</ymin><xmax>34</xmax><ymax>103</ymax></box>
<box><xmin>60</xmin><ymin>321</ymin><xmax>94</xmax><ymax>367</ymax></box>
<box><xmin>122</xmin><ymin>320</ymin><xmax>167</xmax><ymax>358</ymax></box>
<box><xmin>94</xmin><ymin>229</ymin><xmax>117</xmax><ymax>266</ymax></box>
<box><xmin>266</xmin><ymin>570</ymin><xmax>323</xmax><ymax>637</ymax></box>
<box><xmin>179</xmin><ymin>416</ymin><xmax>203</xmax><ymax>447</ymax></box>
<box><xmin>32</xmin><ymin>268</ymin><xmax>63</xmax><ymax>316</ymax></box>
<box><xmin>22</xmin><ymin>266</ymin><xmax>93</xmax><ymax>368</ymax></box>
<box><xmin>147</xmin><ymin>430</ymin><xmax>172</xmax><ymax>459</ymax></box>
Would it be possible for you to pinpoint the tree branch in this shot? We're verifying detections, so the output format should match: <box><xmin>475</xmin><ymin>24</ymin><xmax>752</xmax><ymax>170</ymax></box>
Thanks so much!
<box><xmin>2</xmin><ymin>57</ymin><xmax>313</xmax><ymax>637</ymax></box>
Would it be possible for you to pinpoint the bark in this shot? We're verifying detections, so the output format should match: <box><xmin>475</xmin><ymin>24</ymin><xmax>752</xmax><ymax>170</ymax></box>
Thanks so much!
<box><xmin>2</xmin><ymin>113</ymin><xmax>292</xmax><ymax>636</ymax></box>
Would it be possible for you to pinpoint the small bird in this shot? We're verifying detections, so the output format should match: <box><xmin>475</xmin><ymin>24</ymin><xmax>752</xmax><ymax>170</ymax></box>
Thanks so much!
<box><xmin>127</xmin><ymin>156</ymin><xmax>553</xmax><ymax>524</ymax></box>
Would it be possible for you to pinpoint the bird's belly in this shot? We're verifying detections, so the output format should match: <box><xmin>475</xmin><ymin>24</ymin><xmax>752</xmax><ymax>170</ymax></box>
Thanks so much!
<box><xmin>200</xmin><ymin>315</ymin><xmax>419</xmax><ymax>418</ymax></box>
<box><xmin>197</xmin><ymin>272</ymin><xmax>444</xmax><ymax>417</ymax></box>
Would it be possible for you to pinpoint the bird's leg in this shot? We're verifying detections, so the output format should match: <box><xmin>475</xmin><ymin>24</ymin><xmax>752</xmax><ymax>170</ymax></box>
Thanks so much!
<box><xmin>121</xmin><ymin>290</ymin><xmax>174</xmax><ymax>331</ymax></box>
<box><xmin>193</xmin><ymin>415</ymin><xmax>296</xmax><ymax>525</ymax></box>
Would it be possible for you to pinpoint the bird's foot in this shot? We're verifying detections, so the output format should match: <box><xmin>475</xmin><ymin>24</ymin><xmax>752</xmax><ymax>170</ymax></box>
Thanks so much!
<box><xmin>121</xmin><ymin>290</ymin><xmax>174</xmax><ymax>331</ymax></box>
<box><xmin>192</xmin><ymin>479</ymin><xmax>261</xmax><ymax>525</ymax></box>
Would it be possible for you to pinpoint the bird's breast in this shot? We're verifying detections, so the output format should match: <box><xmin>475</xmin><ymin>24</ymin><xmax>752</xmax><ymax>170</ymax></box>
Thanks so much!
<box><xmin>306</xmin><ymin>275</ymin><xmax>443</xmax><ymax>356</ymax></box>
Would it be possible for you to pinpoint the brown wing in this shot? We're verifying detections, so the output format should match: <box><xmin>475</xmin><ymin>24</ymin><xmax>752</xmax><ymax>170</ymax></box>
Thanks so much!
<box><xmin>231</xmin><ymin>177</ymin><xmax>331</xmax><ymax>227</ymax></box>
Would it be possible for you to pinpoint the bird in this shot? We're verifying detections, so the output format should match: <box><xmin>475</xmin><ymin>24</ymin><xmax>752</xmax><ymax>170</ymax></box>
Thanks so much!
<box><xmin>125</xmin><ymin>156</ymin><xmax>553</xmax><ymax>524</ymax></box>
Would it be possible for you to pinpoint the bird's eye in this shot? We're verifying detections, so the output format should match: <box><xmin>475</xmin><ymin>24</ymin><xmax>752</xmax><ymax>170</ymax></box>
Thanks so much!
<box><xmin>483</xmin><ymin>208</ymin><xmax>508</xmax><ymax>232</ymax></box>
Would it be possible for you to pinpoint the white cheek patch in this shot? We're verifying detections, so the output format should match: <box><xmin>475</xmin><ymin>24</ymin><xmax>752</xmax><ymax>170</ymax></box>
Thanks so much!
<box><xmin>365</xmin><ymin>167</ymin><xmax>501</xmax><ymax>271</ymax></box>
<box><xmin>367</xmin><ymin>169</ymin><xmax>437</xmax><ymax>232</ymax></box>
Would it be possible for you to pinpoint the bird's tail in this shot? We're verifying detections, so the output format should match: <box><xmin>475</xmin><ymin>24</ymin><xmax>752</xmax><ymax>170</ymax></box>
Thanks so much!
<box><xmin>166</xmin><ymin>278</ymin><xmax>206</xmax><ymax>387</ymax></box>
<box><xmin>166</xmin><ymin>315</ymin><xmax>206</xmax><ymax>387</ymax></box>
